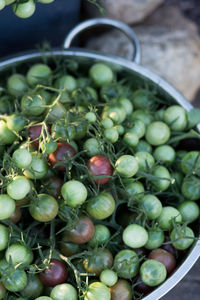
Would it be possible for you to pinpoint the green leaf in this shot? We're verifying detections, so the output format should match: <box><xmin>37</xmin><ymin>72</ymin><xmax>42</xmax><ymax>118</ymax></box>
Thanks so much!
<box><xmin>187</xmin><ymin>108</ymin><xmax>200</xmax><ymax>129</ymax></box>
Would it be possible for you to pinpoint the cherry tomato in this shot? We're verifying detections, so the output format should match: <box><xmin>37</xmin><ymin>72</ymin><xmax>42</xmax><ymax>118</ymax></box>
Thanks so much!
<box><xmin>115</xmin><ymin>155</ymin><xmax>138</xmax><ymax>178</ymax></box>
<box><xmin>151</xmin><ymin>165</ymin><xmax>171</xmax><ymax>191</ymax></box>
<box><xmin>0</xmin><ymin>283</ymin><xmax>6</xmax><ymax>300</ymax></box>
<box><xmin>86</xmin><ymin>192</ymin><xmax>115</xmax><ymax>220</ymax></box>
<box><xmin>7</xmin><ymin>176</ymin><xmax>31</xmax><ymax>200</ymax></box>
<box><xmin>13</xmin><ymin>148</ymin><xmax>32</xmax><ymax>169</ymax></box>
<box><xmin>157</xmin><ymin>206</ymin><xmax>182</xmax><ymax>230</ymax></box>
<box><xmin>26</xmin><ymin>63</ymin><xmax>52</xmax><ymax>86</ymax></box>
<box><xmin>0</xmin><ymin>224</ymin><xmax>8</xmax><ymax>251</ymax></box>
<box><xmin>0</xmin><ymin>194</ymin><xmax>16</xmax><ymax>220</ymax></box>
<box><xmin>140</xmin><ymin>259</ymin><xmax>167</xmax><ymax>287</ymax></box>
<box><xmin>127</xmin><ymin>119</ymin><xmax>145</xmax><ymax>139</ymax></box>
<box><xmin>44</xmin><ymin>177</ymin><xmax>63</xmax><ymax>198</ymax></box>
<box><xmin>102</xmin><ymin>105</ymin><xmax>126</xmax><ymax>124</ymax></box>
<box><xmin>100</xmin><ymin>269</ymin><xmax>118</xmax><ymax>287</ymax></box>
<box><xmin>29</xmin><ymin>194</ymin><xmax>58</xmax><ymax>222</ymax></box>
<box><xmin>135</xmin><ymin>151</ymin><xmax>155</xmax><ymax>172</ymax></box>
<box><xmin>60</xmin><ymin>241</ymin><xmax>80</xmax><ymax>257</ymax></box>
<box><xmin>84</xmin><ymin>282</ymin><xmax>110</xmax><ymax>300</ymax></box>
<box><xmin>125</xmin><ymin>181</ymin><xmax>144</xmax><ymax>202</ymax></box>
<box><xmin>170</xmin><ymin>226</ymin><xmax>194</xmax><ymax>250</ymax></box>
<box><xmin>181</xmin><ymin>151</ymin><xmax>200</xmax><ymax>175</ymax></box>
<box><xmin>6</xmin><ymin>243</ymin><xmax>33</xmax><ymax>266</ymax></box>
<box><xmin>118</xmin><ymin>97</ymin><xmax>133</xmax><ymax>116</ymax></box>
<box><xmin>8</xmin><ymin>206</ymin><xmax>22</xmax><ymax>224</ymax></box>
<box><xmin>50</xmin><ymin>283</ymin><xmax>77</xmax><ymax>300</ymax></box>
<box><xmin>39</xmin><ymin>259</ymin><xmax>68</xmax><ymax>287</ymax></box>
<box><xmin>145</xmin><ymin>121</ymin><xmax>170</xmax><ymax>146</ymax></box>
<box><xmin>24</xmin><ymin>153</ymin><xmax>48</xmax><ymax>179</ymax></box>
<box><xmin>140</xmin><ymin>194</ymin><xmax>162</xmax><ymax>220</ymax></box>
<box><xmin>62</xmin><ymin>216</ymin><xmax>94</xmax><ymax>244</ymax></box>
<box><xmin>145</xmin><ymin>228</ymin><xmax>164</xmax><ymax>250</ymax></box>
<box><xmin>163</xmin><ymin>105</ymin><xmax>187</xmax><ymax>131</ymax></box>
<box><xmin>134</xmin><ymin>276</ymin><xmax>153</xmax><ymax>295</ymax></box>
<box><xmin>131</xmin><ymin>110</ymin><xmax>153</xmax><ymax>127</ymax></box>
<box><xmin>178</xmin><ymin>200</ymin><xmax>200</xmax><ymax>223</ymax></box>
<box><xmin>88</xmin><ymin>224</ymin><xmax>111</xmax><ymax>248</ymax></box>
<box><xmin>123</xmin><ymin>132</ymin><xmax>138</xmax><ymax>147</ymax></box>
<box><xmin>0</xmin><ymin>120</ymin><xmax>17</xmax><ymax>145</ymax></box>
<box><xmin>148</xmin><ymin>248</ymin><xmax>176</xmax><ymax>274</ymax></box>
<box><xmin>135</xmin><ymin>140</ymin><xmax>152</xmax><ymax>153</ymax></box>
<box><xmin>28</xmin><ymin>124</ymin><xmax>51</xmax><ymax>148</ymax></box>
<box><xmin>55</xmin><ymin>75</ymin><xmax>77</xmax><ymax>92</ymax></box>
<box><xmin>88</xmin><ymin>155</ymin><xmax>113</xmax><ymax>185</ymax></box>
<box><xmin>12</xmin><ymin>0</ymin><xmax>36</xmax><ymax>18</ymax></box>
<box><xmin>123</xmin><ymin>224</ymin><xmax>148</xmax><ymax>248</ymax></box>
<box><xmin>49</xmin><ymin>142</ymin><xmax>76</xmax><ymax>171</ymax></box>
<box><xmin>20</xmin><ymin>274</ymin><xmax>44</xmax><ymax>299</ymax></box>
<box><xmin>83</xmin><ymin>249</ymin><xmax>113</xmax><ymax>275</ymax></box>
<box><xmin>3</xmin><ymin>268</ymin><xmax>28</xmax><ymax>292</ymax></box>
<box><xmin>153</xmin><ymin>145</ymin><xmax>176</xmax><ymax>165</ymax></box>
<box><xmin>114</xmin><ymin>249</ymin><xmax>139</xmax><ymax>279</ymax></box>
<box><xmin>21</xmin><ymin>94</ymin><xmax>46</xmax><ymax>116</ymax></box>
<box><xmin>61</xmin><ymin>180</ymin><xmax>88</xmax><ymax>208</ymax></box>
<box><xmin>181</xmin><ymin>175</ymin><xmax>200</xmax><ymax>200</ymax></box>
<box><xmin>7</xmin><ymin>73</ymin><xmax>27</xmax><ymax>96</ymax></box>
<box><xmin>83</xmin><ymin>138</ymin><xmax>104</xmax><ymax>157</ymax></box>
<box><xmin>89</xmin><ymin>63</ymin><xmax>114</xmax><ymax>87</ymax></box>
<box><xmin>110</xmin><ymin>279</ymin><xmax>132</xmax><ymax>300</ymax></box>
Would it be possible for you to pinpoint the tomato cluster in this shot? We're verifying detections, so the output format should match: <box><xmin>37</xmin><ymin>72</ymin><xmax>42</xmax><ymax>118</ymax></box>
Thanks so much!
<box><xmin>0</xmin><ymin>58</ymin><xmax>199</xmax><ymax>300</ymax></box>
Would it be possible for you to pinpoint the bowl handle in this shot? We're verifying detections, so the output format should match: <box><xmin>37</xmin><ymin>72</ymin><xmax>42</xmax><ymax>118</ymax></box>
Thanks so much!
<box><xmin>63</xmin><ymin>18</ymin><xmax>141</xmax><ymax>64</ymax></box>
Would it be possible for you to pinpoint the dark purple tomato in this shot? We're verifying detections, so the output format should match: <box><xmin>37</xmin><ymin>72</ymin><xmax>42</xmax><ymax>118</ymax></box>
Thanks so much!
<box><xmin>44</xmin><ymin>177</ymin><xmax>63</xmax><ymax>198</ymax></box>
<box><xmin>134</xmin><ymin>276</ymin><xmax>153</xmax><ymax>295</ymax></box>
<box><xmin>87</xmin><ymin>155</ymin><xmax>113</xmax><ymax>185</ymax></box>
<box><xmin>28</xmin><ymin>124</ymin><xmax>51</xmax><ymax>147</ymax></box>
<box><xmin>148</xmin><ymin>248</ymin><xmax>176</xmax><ymax>274</ymax></box>
<box><xmin>161</xmin><ymin>239</ymin><xmax>177</xmax><ymax>257</ymax></box>
<box><xmin>110</xmin><ymin>279</ymin><xmax>132</xmax><ymax>300</ymax></box>
<box><xmin>49</xmin><ymin>142</ymin><xmax>76</xmax><ymax>171</ymax></box>
<box><xmin>39</xmin><ymin>259</ymin><xmax>68</xmax><ymax>287</ymax></box>
<box><xmin>83</xmin><ymin>249</ymin><xmax>113</xmax><ymax>276</ymax></box>
<box><xmin>8</xmin><ymin>206</ymin><xmax>22</xmax><ymax>224</ymax></box>
<box><xmin>62</xmin><ymin>216</ymin><xmax>95</xmax><ymax>244</ymax></box>
<box><xmin>60</xmin><ymin>241</ymin><xmax>80</xmax><ymax>257</ymax></box>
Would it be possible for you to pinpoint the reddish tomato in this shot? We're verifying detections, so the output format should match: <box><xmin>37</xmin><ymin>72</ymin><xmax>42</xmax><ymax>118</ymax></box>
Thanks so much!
<box><xmin>39</xmin><ymin>259</ymin><xmax>68</xmax><ymax>287</ymax></box>
<box><xmin>8</xmin><ymin>206</ymin><xmax>22</xmax><ymax>224</ymax></box>
<box><xmin>148</xmin><ymin>248</ymin><xmax>176</xmax><ymax>274</ymax></box>
<box><xmin>44</xmin><ymin>177</ymin><xmax>63</xmax><ymax>198</ymax></box>
<box><xmin>62</xmin><ymin>216</ymin><xmax>95</xmax><ymax>244</ymax></box>
<box><xmin>28</xmin><ymin>124</ymin><xmax>51</xmax><ymax>147</ymax></box>
<box><xmin>49</xmin><ymin>142</ymin><xmax>76</xmax><ymax>171</ymax></box>
<box><xmin>87</xmin><ymin>155</ymin><xmax>113</xmax><ymax>185</ymax></box>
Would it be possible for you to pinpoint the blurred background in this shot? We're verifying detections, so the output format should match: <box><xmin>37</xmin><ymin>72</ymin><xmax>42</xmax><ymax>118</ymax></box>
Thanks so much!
<box><xmin>0</xmin><ymin>0</ymin><xmax>200</xmax><ymax>299</ymax></box>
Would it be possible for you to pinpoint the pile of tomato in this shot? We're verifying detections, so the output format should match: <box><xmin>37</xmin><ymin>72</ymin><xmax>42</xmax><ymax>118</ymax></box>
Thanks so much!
<box><xmin>0</xmin><ymin>0</ymin><xmax>54</xmax><ymax>18</ymax></box>
<box><xmin>0</xmin><ymin>57</ymin><xmax>200</xmax><ymax>300</ymax></box>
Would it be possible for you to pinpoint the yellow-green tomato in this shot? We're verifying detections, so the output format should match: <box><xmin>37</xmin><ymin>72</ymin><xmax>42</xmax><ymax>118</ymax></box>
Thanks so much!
<box><xmin>151</xmin><ymin>165</ymin><xmax>171</xmax><ymax>191</ymax></box>
<box><xmin>26</xmin><ymin>63</ymin><xmax>52</xmax><ymax>86</ymax></box>
<box><xmin>13</xmin><ymin>148</ymin><xmax>32</xmax><ymax>169</ymax></box>
<box><xmin>12</xmin><ymin>0</ymin><xmax>36</xmax><ymax>18</ymax></box>
<box><xmin>7</xmin><ymin>74</ymin><xmax>28</xmax><ymax>96</ymax></box>
<box><xmin>115</xmin><ymin>155</ymin><xmax>138</xmax><ymax>178</ymax></box>
<box><xmin>7</xmin><ymin>176</ymin><xmax>31</xmax><ymax>200</ymax></box>
<box><xmin>157</xmin><ymin>206</ymin><xmax>182</xmax><ymax>230</ymax></box>
<box><xmin>0</xmin><ymin>224</ymin><xmax>9</xmax><ymax>251</ymax></box>
<box><xmin>61</xmin><ymin>180</ymin><xmax>87</xmax><ymax>208</ymax></box>
<box><xmin>145</xmin><ymin>121</ymin><xmax>170</xmax><ymax>146</ymax></box>
<box><xmin>135</xmin><ymin>151</ymin><xmax>155</xmax><ymax>172</ymax></box>
<box><xmin>84</xmin><ymin>282</ymin><xmax>111</xmax><ymax>300</ymax></box>
<box><xmin>100</xmin><ymin>269</ymin><xmax>118</xmax><ymax>287</ymax></box>
<box><xmin>163</xmin><ymin>105</ymin><xmax>187</xmax><ymax>131</ymax></box>
<box><xmin>0</xmin><ymin>194</ymin><xmax>15</xmax><ymax>220</ymax></box>
<box><xmin>50</xmin><ymin>283</ymin><xmax>77</xmax><ymax>300</ymax></box>
<box><xmin>89</xmin><ymin>63</ymin><xmax>114</xmax><ymax>87</ymax></box>
<box><xmin>6</xmin><ymin>243</ymin><xmax>33</xmax><ymax>266</ymax></box>
<box><xmin>29</xmin><ymin>194</ymin><xmax>58</xmax><ymax>222</ymax></box>
<box><xmin>114</xmin><ymin>250</ymin><xmax>139</xmax><ymax>279</ymax></box>
<box><xmin>24</xmin><ymin>154</ymin><xmax>48</xmax><ymax>179</ymax></box>
<box><xmin>0</xmin><ymin>0</ymin><xmax>5</xmax><ymax>10</ymax></box>
<box><xmin>170</xmin><ymin>226</ymin><xmax>194</xmax><ymax>250</ymax></box>
<box><xmin>140</xmin><ymin>259</ymin><xmax>167</xmax><ymax>287</ymax></box>
<box><xmin>140</xmin><ymin>194</ymin><xmax>162</xmax><ymax>220</ymax></box>
<box><xmin>122</xmin><ymin>224</ymin><xmax>148</xmax><ymax>248</ymax></box>
<box><xmin>89</xmin><ymin>224</ymin><xmax>111</xmax><ymax>247</ymax></box>
<box><xmin>86</xmin><ymin>192</ymin><xmax>115</xmax><ymax>220</ymax></box>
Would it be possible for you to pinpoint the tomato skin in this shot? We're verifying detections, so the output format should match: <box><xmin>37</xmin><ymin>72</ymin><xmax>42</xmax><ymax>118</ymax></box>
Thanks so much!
<box><xmin>3</xmin><ymin>269</ymin><xmax>28</xmax><ymax>292</ymax></box>
<box><xmin>148</xmin><ymin>248</ymin><xmax>176</xmax><ymax>274</ymax></box>
<box><xmin>44</xmin><ymin>177</ymin><xmax>63</xmax><ymax>198</ymax></box>
<box><xmin>135</xmin><ymin>151</ymin><xmax>155</xmax><ymax>172</ymax></box>
<box><xmin>140</xmin><ymin>194</ymin><xmax>162</xmax><ymax>220</ymax></box>
<box><xmin>88</xmin><ymin>155</ymin><xmax>113</xmax><ymax>185</ymax></box>
<box><xmin>0</xmin><ymin>194</ymin><xmax>16</xmax><ymax>220</ymax></box>
<box><xmin>49</xmin><ymin>142</ymin><xmax>76</xmax><ymax>171</ymax></box>
<box><xmin>24</xmin><ymin>154</ymin><xmax>48</xmax><ymax>179</ymax></box>
<box><xmin>157</xmin><ymin>206</ymin><xmax>182</xmax><ymax>230</ymax></box>
<box><xmin>181</xmin><ymin>175</ymin><xmax>200</xmax><ymax>201</ymax></box>
<box><xmin>134</xmin><ymin>276</ymin><xmax>153</xmax><ymax>295</ymax></box>
<box><xmin>5</xmin><ymin>243</ymin><xmax>33</xmax><ymax>266</ymax></box>
<box><xmin>140</xmin><ymin>259</ymin><xmax>167</xmax><ymax>287</ymax></box>
<box><xmin>84</xmin><ymin>282</ymin><xmax>111</xmax><ymax>300</ymax></box>
<box><xmin>61</xmin><ymin>180</ymin><xmax>88</xmax><ymax>208</ymax></box>
<box><xmin>145</xmin><ymin>228</ymin><xmax>164</xmax><ymax>250</ymax></box>
<box><xmin>0</xmin><ymin>224</ymin><xmax>9</xmax><ymax>251</ymax></box>
<box><xmin>13</xmin><ymin>0</ymin><xmax>36</xmax><ymax>18</ymax></box>
<box><xmin>115</xmin><ymin>155</ymin><xmax>138</xmax><ymax>178</ymax></box>
<box><xmin>7</xmin><ymin>73</ymin><xmax>27</xmax><ymax>97</ymax></box>
<box><xmin>50</xmin><ymin>283</ymin><xmax>77</xmax><ymax>300</ymax></box>
<box><xmin>181</xmin><ymin>151</ymin><xmax>200</xmax><ymax>175</ymax></box>
<box><xmin>86</xmin><ymin>192</ymin><xmax>115</xmax><ymax>220</ymax></box>
<box><xmin>13</xmin><ymin>148</ymin><xmax>32</xmax><ymax>169</ymax></box>
<box><xmin>100</xmin><ymin>269</ymin><xmax>118</xmax><ymax>287</ymax></box>
<box><xmin>7</xmin><ymin>114</ymin><xmax>27</xmax><ymax>132</ymax></box>
<box><xmin>123</xmin><ymin>224</ymin><xmax>148</xmax><ymax>248</ymax></box>
<box><xmin>26</xmin><ymin>63</ymin><xmax>52</xmax><ymax>86</ymax></box>
<box><xmin>163</xmin><ymin>105</ymin><xmax>187</xmax><ymax>131</ymax></box>
<box><xmin>39</xmin><ymin>259</ymin><xmax>68</xmax><ymax>287</ymax></box>
<box><xmin>29</xmin><ymin>194</ymin><xmax>58</xmax><ymax>222</ymax></box>
<box><xmin>114</xmin><ymin>250</ymin><xmax>139</xmax><ymax>279</ymax></box>
<box><xmin>151</xmin><ymin>165</ymin><xmax>171</xmax><ymax>192</ymax></box>
<box><xmin>7</xmin><ymin>176</ymin><xmax>31</xmax><ymax>200</ymax></box>
<box><xmin>110</xmin><ymin>279</ymin><xmax>132</xmax><ymax>300</ymax></box>
<box><xmin>145</xmin><ymin>121</ymin><xmax>170</xmax><ymax>146</ymax></box>
<box><xmin>28</xmin><ymin>124</ymin><xmax>51</xmax><ymax>148</ymax></box>
<box><xmin>62</xmin><ymin>216</ymin><xmax>94</xmax><ymax>244</ymax></box>
<box><xmin>20</xmin><ymin>274</ymin><xmax>44</xmax><ymax>299</ymax></box>
<box><xmin>83</xmin><ymin>249</ymin><xmax>113</xmax><ymax>276</ymax></box>
<box><xmin>178</xmin><ymin>200</ymin><xmax>200</xmax><ymax>224</ymax></box>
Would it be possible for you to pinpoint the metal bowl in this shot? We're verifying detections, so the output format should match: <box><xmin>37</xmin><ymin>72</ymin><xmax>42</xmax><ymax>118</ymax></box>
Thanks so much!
<box><xmin>0</xmin><ymin>18</ymin><xmax>199</xmax><ymax>300</ymax></box>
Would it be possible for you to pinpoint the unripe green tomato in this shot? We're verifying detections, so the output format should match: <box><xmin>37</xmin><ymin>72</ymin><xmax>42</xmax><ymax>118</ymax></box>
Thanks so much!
<box><xmin>5</xmin><ymin>0</ymin><xmax>16</xmax><ymax>5</ymax></box>
<box><xmin>140</xmin><ymin>194</ymin><xmax>162</xmax><ymax>220</ymax></box>
<box><xmin>0</xmin><ymin>120</ymin><xmax>17</xmax><ymax>145</ymax></box>
<box><xmin>89</xmin><ymin>224</ymin><xmax>111</xmax><ymax>247</ymax></box>
<box><xmin>163</xmin><ymin>105</ymin><xmax>187</xmax><ymax>131</ymax></box>
<box><xmin>127</xmin><ymin>119</ymin><xmax>146</xmax><ymax>139</ymax></box>
<box><xmin>21</xmin><ymin>94</ymin><xmax>46</xmax><ymax>116</ymax></box>
<box><xmin>20</xmin><ymin>274</ymin><xmax>43</xmax><ymax>299</ymax></box>
<box><xmin>6</xmin><ymin>243</ymin><xmax>33</xmax><ymax>266</ymax></box>
<box><xmin>170</xmin><ymin>226</ymin><xmax>194</xmax><ymax>250</ymax></box>
<box><xmin>145</xmin><ymin>228</ymin><xmax>164</xmax><ymax>250</ymax></box>
<box><xmin>0</xmin><ymin>224</ymin><xmax>9</xmax><ymax>251</ymax></box>
<box><xmin>135</xmin><ymin>151</ymin><xmax>155</xmax><ymax>172</ymax></box>
<box><xmin>7</xmin><ymin>114</ymin><xmax>27</xmax><ymax>132</ymax></box>
<box><xmin>84</xmin><ymin>282</ymin><xmax>110</xmax><ymax>300</ymax></box>
<box><xmin>152</xmin><ymin>165</ymin><xmax>171</xmax><ymax>191</ymax></box>
<box><xmin>26</xmin><ymin>63</ymin><xmax>52</xmax><ymax>86</ymax></box>
<box><xmin>115</xmin><ymin>155</ymin><xmax>138</xmax><ymax>178</ymax></box>
<box><xmin>125</xmin><ymin>181</ymin><xmax>144</xmax><ymax>202</ymax></box>
<box><xmin>7</xmin><ymin>176</ymin><xmax>31</xmax><ymax>200</ymax></box>
<box><xmin>153</xmin><ymin>145</ymin><xmax>176</xmax><ymax>165</ymax></box>
<box><xmin>131</xmin><ymin>109</ymin><xmax>153</xmax><ymax>126</ymax></box>
<box><xmin>118</xmin><ymin>97</ymin><xmax>133</xmax><ymax>115</ymax></box>
<box><xmin>85</xmin><ymin>112</ymin><xmax>97</xmax><ymax>123</ymax></box>
<box><xmin>0</xmin><ymin>194</ymin><xmax>16</xmax><ymax>220</ymax></box>
<box><xmin>104</xmin><ymin>128</ymin><xmax>119</xmax><ymax>143</ymax></box>
<box><xmin>181</xmin><ymin>151</ymin><xmax>200</xmax><ymax>175</ymax></box>
<box><xmin>0</xmin><ymin>0</ymin><xmax>5</xmax><ymax>10</ymax></box>
<box><xmin>178</xmin><ymin>200</ymin><xmax>200</xmax><ymax>224</ymax></box>
<box><xmin>123</xmin><ymin>224</ymin><xmax>148</xmax><ymax>248</ymax></box>
<box><xmin>145</xmin><ymin>121</ymin><xmax>170</xmax><ymax>146</ymax></box>
<box><xmin>102</xmin><ymin>105</ymin><xmax>126</xmax><ymax>124</ymax></box>
<box><xmin>12</xmin><ymin>0</ymin><xmax>36</xmax><ymax>18</ymax></box>
<box><xmin>86</xmin><ymin>192</ymin><xmax>115</xmax><ymax>220</ymax></box>
<box><xmin>61</xmin><ymin>180</ymin><xmax>88</xmax><ymax>208</ymax></box>
<box><xmin>41</xmin><ymin>140</ymin><xmax>57</xmax><ymax>154</ymax></box>
<box><xmin>50</xmin><ymin>283</ymin><xmax>77</xmax><ymax>300</ymax></box>
<box><xmin>3</xmin><ymin>269</ymin><xmax>27</xmax><ymax>292</ymax></box>
<box><xmin>135</xmin><ymin>139</ymin><xmax>152</xmax><ymax>153</ymax></box>
<box><xmin>7</xmin><ymin>74</ymin><xmax>27</xmax><ymax>96</ymax></box>
<box><xmin>100</xmin><ymin>269</ymin><xmax>118</xmax><ymax>287</ymax></box>
<box><xmin>55</xmin><ymin>75</ymin><xmax>77</xmax><ymax>92</ymax></box>
<box><xmin>140</xmin><ymin>259</ymin><xmax>167</xmax><ymax>287</ymax></box>
<box><xmin>123</xmin><ymin>132</ymin><xmax>139</xmax><ymax>147</ymax></box>
<box><xmin>24</xmin><ymin>153</ymin><xmax>48</xmax><ymax>179</ymax></box>
<box><xmin>13</xmin><ymin>148</ymin><xmax>32</xmax><ymax>169</ymax></box>
<box><xmin>114</xmin><ymin>249</ymin><xmax>139</xmax><ymax>279</ymax></box>
<box><xmin>114</xmin><ymin>124</ymin><xmax>124</xmax><ymax>135</ymax></box>
<box><xmin>157</xmin><ymin>206</ymin><xmax>182</xmax><ymax>230</ymax></box>
<box><xmin>89</xmin><ymin>63</ymin><xmax>114</xmax><ymax>87</ymax></box>
<box><xmin>181</xmin><ymin>175</ymin><xmax>200</xmax><ymax>201</ymax></box>
<box><xmin>101</xmin><ymin>118</ymin><xmax>113</xmax><ymax>129</ymax></box>
<box><xmin>29</xmin><ymin>194</ymin><xmax>58</xmax><ymax>222</ymax></box>
<box><xmin>38</xmin><ymin>0</ymin><xmax>54</xmax><ymax>3</ymax></box>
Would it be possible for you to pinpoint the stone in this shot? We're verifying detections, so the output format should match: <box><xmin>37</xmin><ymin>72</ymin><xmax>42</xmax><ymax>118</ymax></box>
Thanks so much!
<box><xmin>84</xmin><ymin>0</ymin><xmax>164</xmax><ymax>24</ymax></box>
<box><xmin>86</xmin><ymin>5</ymin><xmax>200</xmax><ymax>102</ymax></box>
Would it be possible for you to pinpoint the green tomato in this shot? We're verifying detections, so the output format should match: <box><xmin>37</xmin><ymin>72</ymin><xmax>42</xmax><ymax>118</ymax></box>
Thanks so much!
<box><xmin>86</xmin><ymin>192</ymin><xmax>115</xmax><ymax>220</ymax></box>
<box><xmin>0</xmin><ymin>224</ymin><xmax>9</xmax><ymax>251</ymax></box>
<box><xmin>135</xmin><ymin>139</ymin><xmax>152</xmax><ymax>153</ymax></box>
<box><xmin>181</xmin><ymin>175</ymin><xmax>200</xmax><ymax>200</ymax></box>
<box><xmin>132</xmin><ymin>89</ymin><xmax>156</xmax><ymax>111</ymax></box>
<box><xmin>20</xmin><ymin>274</ymin><xmax>43</xmax><ymax>299</ymax></box>
<box><xmin>0</xmin><ymin>194</ymin><xmax>15</xmax><ymax>220</ymax></box>
<box><xmin>26</xmin><ymin>63</ymin><xmax>52</xmax><ymax>86</ymax></box>
<box><xmin>21</xmin><ymin>93</ymin><xmax>46</xmax><ymax>116</ymax></box>
<box><xmin>61</xmin><ymin>180</ymin><xmax>87</xmax><ymax>208</ymax></box>
<box><xmin>181</xmin><ymin>151</ymin><xmax>200</xmax><ymax>175</ymax></box>
<box><xmin>135</xmin><ymin>151</ymin><xmax>155</xmax><ymax>172</ymax></box>
<box><xmin>24</xmin><ymin>153</ymin><xmax>48</xmax><ymax>179</ymax></box>
<box><xmin>83</xmin><ymin>249</ymin><xmax>113</xmax><ymax>276</ymax></box>
<box><xmin>157</xmin><ymin>206</ymin><xmax>182</xmax><ymax>230</ymax></box>
<box><xmin>38</xmin><ymin>0</ymin><xmax>54</xmax><ymax>3</ymax></box>
<box><xmin>83</xmin><ymin>138</ymin><xmax>104</xmax><ymax>157</ymax></box>
<box><xmin>0</xmin><ymin>120</ymin><xmax>17</xmax><ymax>145</ymax></box>
<box><xmin>114</xmin><ymin>250</ymin><xmax>139</xmax><ymax>279</ymax></box>
<box><xmin>178</xmin><ymin>200</ymin><xmax>200</xmax><ymax>224</ymax></box>
<box><xmin>100</xmin><ymin>269</ymin><xmax>118</xmax><ymax>287</ymax></box>
<box><xmin>0</xmin><ymin>96</ymin><xmax>10</xmax><ymax>114</ymax></box>
<box><xmin>163</xmin><ymin>105</ymin><xmax>187</xmax><ymax>131</ymax></box>
<box><xmin>50</xmin><ymin>283</ymin><xmax>77</xmax><ymax>300</ymax></box>
<box><xmin>123</xmin><ymin>224</ymin><xmax>148</xmax><ymax>248</ymax></box>
<box><xmin>151</xmin><ymin>165</ymin><xmax>171</xmax><ymax>191</ymax></box>
<box><xmin>55</xmin><ymin>75</ymin><xmax>77</xmax><ymax>92</ymax></box>
<box><xmin>141</xmin><ymin>194</ymin><xmax>162</xmax><ymax>220</ymax></box>
<box><xmin>115</xmin><ymin>155</ymin><xmax>138</xmax><ymax>178</ymax></box>
<box><xmin>114</xmin><ymin>124</ymin><xmax>124</xmax><ymax>135</ymax></box>
<box><xmin>3</xmin><ymin>268</ymin><xmax>27</xmax><ymax>292</ymax></box>
<box><xmin>89</xmin><ymin>63</ymin><xmax>114</xmax><ymax>87</ymax></box>
<box><xmin>110</xmin><ymin>279</ymin><xmax>132</xmax><ymax>300</ymax></box>
<box><xmin>153</xmin><ymin>145</ymin><xmax>176</xmax><ymax>165</ymax></box>
<box><xmin>104</xmin><ymin>127</ymin><xmax>119</xmax><ymax>143</ymax></box>
<box><xmin>145</xmin><ymin>121</ymin><xmax>170</xmax><ymax>146</ymax></box>
<box><xmin>7</xmin><ymin>74</ymin><xmax>28</xmax><ymax>96</ymax></box>
<box><xmin>101</xmin><ymin>118</ymin><xmax>113</xmax><ymax>129</ymax></box>
<box><xmin>140</xmin><ymin>259</ymin><xmax>167</xmax><ymax>287</ymax></box>
<box><xmin>85</xmin><ymin>112</ymin><xmax>97</xmax><ymax>123</ymax></box>
<box><xmin>7</xmin><ymin>176</ymin><xmax>31</xmax><ymax>200</ymax></box>
<box><xmin>41</xmin><ymin>140</ymin><xmax>57</xmax><ymax>155</ymax></box>
<box><xmin>170</xmin><ymin>226</ymin><xmax>194</xmax><ymax>250</ymax></box>
<box><xmin>127</xmin><ymin>120</ymin><xmax>146</xmax><ymax>139</ymax></box>
<box><xmin>7</xmin><ymin>114</ymin><xmax>27</xmax><ymax>132</ymax></box>
<box><xmin>12</xmin><ymin>0</ymin><xmax>35</xmax><ymax>18</ymax></box>
<box><xmin>47</xmin><ymin>103</ymin><xmax>67</xmax><ymax>122</ymax></box>
<box><xmin>6</xmin><ymin>243</ymin><xmax>33</xmax><ymax>266</ymax></box>
<box><xmin>0</xmin><ymin>0</ymin><xmax>5</xmax><ymax>10</ymax></box>
<box><xmin>29</xmin><ymin>194</ymin><xmax>58</xmax><ymax>222</ymax></box>
<box><xmin>123</xmin><ymin>132</ymin><xmax>139</xmax><ymax>147</ymax></box>
<box><xmin>84</xmin><ymin>282</ymin><xmax>110</xmax><ymax>300</ymax></box>
<box><xmin>131</xmin><ymin>109</ymin><xmax>153</xmax><ymax>127</ymax></box>
<box><xmin>145</xmin><ymin>228</ymin><xmax>165</xmax><ymax>250</ymax></box>
<box><xmin>89</xmin><ymin>224</ymin><xmax>111</xmax><ymax>248</ymax></box>
<box><xmin>118</xmin><ymin>97</ymin><xmax>133</xmax><ymax>115</ymax></box>
<box><xmin>125</xmin><ymin>181</ymin><xmax>144</xmax><ymax>202</ymax></box>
